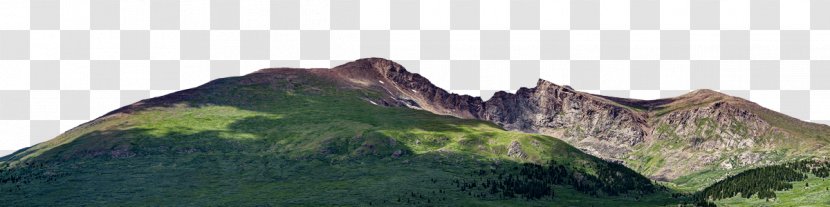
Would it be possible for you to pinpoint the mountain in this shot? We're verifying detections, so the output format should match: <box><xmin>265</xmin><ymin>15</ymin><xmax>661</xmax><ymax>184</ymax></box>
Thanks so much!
<box><xmin>329</xmin><ymin>59</ymin><xmax>830</xmax><ymax>185</ymax></box>
<box><xmin>0</xmin><ymin>58</ymin><xmax>665</xmax><ymax>206</ymax></box>
<box><xmin>2</xmin><ymin>57</ymin><xmax>828</xmax><ymax>205</ymax></box>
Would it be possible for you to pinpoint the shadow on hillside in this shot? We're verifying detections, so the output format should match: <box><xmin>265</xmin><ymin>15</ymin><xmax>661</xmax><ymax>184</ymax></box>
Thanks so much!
<box><xmin>595</xmin><ymin>95</ymin><xmax>675</xmax><ymax>112</ymax></box>
<box><xmin>101</xmin><ymin>70</ymin><xmax>323</xmax><ymax>117</ymax></box>
<box><xmin>1</xmin><ymin>124</ymin><xmax>680</xmax><ymax>206</ymax></box>
<box><xmin>5</xmin><ymin>88</ymin><xmax>493</xmax><ymax>163</ymax></box>
<box><xmin>30</xmin><ymin>115</ymin><xmax>424</xmax><ymax>162</ymax></box>
<box><xmin>1</xmin><ymin>70</ymin><xmax>684</xmax><ymax>205</ymax></box>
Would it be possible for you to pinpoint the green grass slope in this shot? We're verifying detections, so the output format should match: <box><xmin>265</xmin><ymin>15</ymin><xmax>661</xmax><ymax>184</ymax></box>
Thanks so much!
<box><xmin>687</xmin><ymin>160</ymin><xmax>830</xmax><ymax>206</ymax></box>
<box><xmin>0</xmin><ymin>69</ymin><xmax>671</xmax><ymax>206</ymax></box>
<box><xmin>606</xmin><ymin>89</ymin><xmax>830</xmax><ymax>188</ymax></box>
<box><xmin>714</xmin><ymin>175</ymin><xmax>830</xmax><ymax>207</ymax></box>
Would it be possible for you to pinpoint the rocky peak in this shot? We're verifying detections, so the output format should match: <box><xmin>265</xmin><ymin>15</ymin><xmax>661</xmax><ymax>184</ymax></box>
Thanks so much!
<box><xmin>534</xmin><ymin>79</ymin><xmax>563</xmax><ymax>91</ymax></box>
<box><xmin>97</xmin><ymin>57</ymin><xmax>829</xmax><ymax>182</ymax></box>
<box><xmin>671</xmin><ymin>89</ymin><xmax>739</xmax><ymax>105</ymax></box>
<box><xmin>331</xmin><ymin>58</ymin><xmax>486</xmax><ymax>119</ymax></box>
<box><xmin>334</xmin><ymin>58</ymin><xmax>404</xmax><ymax>77</ymax></box>
<box><xmin>256</xmin><ymin>58</ymin><xmax>829</xmax><ymax>181</ymax></box>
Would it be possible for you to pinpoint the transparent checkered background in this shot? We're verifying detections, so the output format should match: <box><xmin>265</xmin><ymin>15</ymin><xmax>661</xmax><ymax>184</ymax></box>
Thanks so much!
<box><xmin>1</xmin><ymin>0</ymin><xmax>830</xmax><ymax>156</ymax></box>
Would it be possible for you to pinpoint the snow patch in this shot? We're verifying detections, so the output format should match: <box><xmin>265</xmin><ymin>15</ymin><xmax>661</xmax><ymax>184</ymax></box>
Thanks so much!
<box><xmin>411</xmin><ymin>89</ymin><xmax>417</xmax><ymax>93</ymax></box>
<box><xmin>378</xmin><ymin>80</ymin><xmax>384</xmax><ymax>84</ymax></box>
<box><xmin>368</xmin><ymin>100</ymin><xmax>378</xmax><ymax>105</ymax></box>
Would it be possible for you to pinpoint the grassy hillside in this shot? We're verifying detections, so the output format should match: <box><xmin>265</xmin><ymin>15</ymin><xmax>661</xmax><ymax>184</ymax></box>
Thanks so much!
<box><xmin>0</xmin><ymin>70</ymin><xmax>671</xmax><ymax>206</ymax></box>
<box><xmin>714</xmin><ymin>175</ymin><xmax>830</xmax><ymax>206</ymax></box>
<box><xmin>601</xmin><ymin>89</ymin><xmax>830</xmax><ymax>187</ymax></box>
<box><xmin>692</xmin><ymin>160</ymin><xmax>830</xmax><ymax>206</ymax></box>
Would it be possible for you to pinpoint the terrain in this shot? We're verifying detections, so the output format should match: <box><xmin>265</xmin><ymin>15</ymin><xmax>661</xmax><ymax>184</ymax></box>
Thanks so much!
<box><xmin>329</xmin><ymin>59</ymin><xmax>830</xmax><ymax>186</ymax></box>
<box><xmin>1</xmin><ymin>57</ymin><xmax>829</xmax><ymax>206</ymax></box>
<box><xmin>0</xmin><ymin>60</ymin><xmax>666</xmax><ymax>206</ymax></box>
<box><xmin>681</xmin><ymin>159</ymin><xmax>830</xmax><ymax>206</ymax></box>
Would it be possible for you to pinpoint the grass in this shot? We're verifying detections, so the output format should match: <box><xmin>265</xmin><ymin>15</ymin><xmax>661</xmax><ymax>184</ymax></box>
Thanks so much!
<box><xmin>3</xmin><ymin>69</ymin><xmax>827</xmax><ymax>206</ymax></box>
<box><xmin>1</xmin><ymin>152</ymin><xmax>681</xmax><ymax>206</ymax></box>
<box><xmin>714</xmin><ymin>175</ymin><xmax>830</xmax><ymax>207</ymax></box>
<box><xmin>0</xmin><ymin>72</ymin><xmax>675</xmax><ymax>206</ymax></box>
<box><xmin>669</xmin><ymin>167</ymin><xmax>752</xmax><ymax>193</ymax></box>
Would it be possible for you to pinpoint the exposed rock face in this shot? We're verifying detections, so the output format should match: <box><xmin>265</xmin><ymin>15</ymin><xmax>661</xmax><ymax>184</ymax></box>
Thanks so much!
<box><xmin>251</xmin><ymin>58</ymin><xmax>830</xmax><ymax>180</ymax></box>
<box><xmin>330</xmin><ymin>58</ymin><xmax>484</xmax><ymax>119</ymax></box>
<box><xmin>738</xmin><ymin>151</ymin><xmax>763</xmax><ymax>165</ymax></box>
<box><xmin>330</xmin><ymin>59</ymin><xmax>651</xmax><ymax>160</ymax></box>
<box><xmin>507</xmin><ymin>141</ymin><xmax>528</xmax><ymax>159</ymax></box>
<box><xmin>653</xmin><ymin>101</ymin><xmax>778</xmax><ymax>152</ymax></box>
<box><xmin>481</xmin><ymin>81</ymin><xmax>650</xmax><ymax>160</ymax></box>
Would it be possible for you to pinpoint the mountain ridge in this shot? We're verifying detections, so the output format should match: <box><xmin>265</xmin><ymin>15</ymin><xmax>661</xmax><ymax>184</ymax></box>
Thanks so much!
<box><xmin>1</xmin><ymin>58</ymin><xmax>667</xmax><ymax>206</ymax></box>
<box><xmin>315</xmin><ymin>58</ymin><xmax>830</xmax><ymax>181</ymax></box>
<box><xmin>3</xmin><ymin>57</ymin><xmax>829</xmax><ymax>205</ymax></box>
<box><xmin>8</xmin><ymin>57</ymin><xmax>829</xmax><ymax>182</ymax></box>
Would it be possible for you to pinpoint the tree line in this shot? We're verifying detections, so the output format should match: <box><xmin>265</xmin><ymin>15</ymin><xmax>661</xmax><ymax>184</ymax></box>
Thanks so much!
<box><xmin>0</xmin><ymin>161</ymin><xmax>68</xmax><ymax>193</ymax></box>
<box><xmin>453</xmin><ymin>159</ymin><xmax>657</xmax><ymax>200</ymax></box>
<box><xmin>693</xmin><ymin>159</ymin><xmax>830</xmax><ymax>205</ymax></box>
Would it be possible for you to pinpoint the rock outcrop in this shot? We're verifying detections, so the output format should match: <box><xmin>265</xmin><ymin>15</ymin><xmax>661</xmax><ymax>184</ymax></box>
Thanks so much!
<box><xmin>507</xmin><ymin>141</ymin><xmax>528</xmax><ymax>159</ymax></box>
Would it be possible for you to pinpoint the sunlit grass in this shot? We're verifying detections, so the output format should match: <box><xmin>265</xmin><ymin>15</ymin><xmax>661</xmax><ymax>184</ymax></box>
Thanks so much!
<box><xmin>1</xmin><ymin>74</ymin><xmax>672</xmax><ymax>206</ymax></box>
<box><xmin>715</xmin><ymin>175</ymin><xmax>830</xmax><ymax>206</ymax></box>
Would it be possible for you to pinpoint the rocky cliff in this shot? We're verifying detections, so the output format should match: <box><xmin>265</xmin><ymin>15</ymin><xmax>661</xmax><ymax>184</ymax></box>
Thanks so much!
<box><xmin>323</xmin><ymin>58</ymin><xmax>830</xmax><ymax>181</ymax></box>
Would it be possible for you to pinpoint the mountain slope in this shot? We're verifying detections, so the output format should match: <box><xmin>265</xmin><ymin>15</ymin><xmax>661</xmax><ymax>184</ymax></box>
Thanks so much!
<box><xmin>699</xmin><ymin>159</ymin><xmax>830</xmax><ymax>206</ymax></box>
<box><xmin>3</xmin><ymin>58</ymin><xmax>827</xmax><ymax>205</ymax></box>
<box><xmin>0</xmin><ymin>63</ymin><xmax>665</xmax><ymax>205</ymax></box>
<box><xmin>321</xmin><ymin>58</ymin><xmax>830</xmax><ymax>184</ymax></box>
